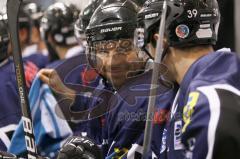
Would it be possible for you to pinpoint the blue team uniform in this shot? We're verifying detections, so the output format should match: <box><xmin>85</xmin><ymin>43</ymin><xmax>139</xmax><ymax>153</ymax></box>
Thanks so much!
<box><xmin>23</xmin><ymin>53</ymin><xmax>49</xmax><ymax>88</ymax></box>
<box><xmin>77</xmin><ymin>68</ymin><xmax>177</xmax><ymax>158</ymax></box>
<box><xmin>162</xmin><ymin>51</ymin><xmax>240</xmax><ymax>159</ymax></box>
<box><xmin>23</xmin><ymin>53</ymin><xmax>49</xmax><ymax>70</ymax></box>
<box><xmin>0</xmin><ymin>59</ymin><xmax>22</xmax><ymax>151</ymax></box>
<box><xmin>57</xmin><ymin>66</ymin><xmax>177</xmax><ymax>158</ymax></box>
<box><xmin>0</xmin><ymin>55</ymin><xmax>48</xmax><ymax>151</ymax></box>
<box><xmin>102</xmin><ymin>70</ymin><xmax>177</xmax><ymax>158</ymax></box>
<box><xmin>8</xmin><ymin>53</ymin><xmax>99</xmax><ymax>158</ymax></box>
<box><xmin>8</xmin><ymin>76</ymin><xmax>73</xmax><ymax>158</ymax></box>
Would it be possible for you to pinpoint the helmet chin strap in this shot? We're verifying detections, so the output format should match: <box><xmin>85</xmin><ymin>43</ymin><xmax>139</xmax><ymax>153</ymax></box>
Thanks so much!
<box><xmin>143</xmin><ymin>47</ymin><xmax>154</xmax><ymax>60</ymax></box>
<box><xmin>138</xmin><ymin>42</ymin><xmax>168</xmax><ymax>62</ymax></box>
<box><xmin>161</xmin><ymin>44</ymin><xmax>169</xmax><ymax>61</ymax></box>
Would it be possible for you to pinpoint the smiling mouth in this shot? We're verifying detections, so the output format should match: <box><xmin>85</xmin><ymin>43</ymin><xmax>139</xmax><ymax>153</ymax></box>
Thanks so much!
<box><xmin>106</xmin><ymin>66</ymin><xmax>128</xmax><ymax>73</ymax></box>
<box><xmin>107</xmin><ymin>70</ymin><xmax>126</xmax><ymax>76</ymax></box>
<box><xmin>105</xmin><ymin>69</ymin><xmax>127</xmax><ymax>78</ymax></box>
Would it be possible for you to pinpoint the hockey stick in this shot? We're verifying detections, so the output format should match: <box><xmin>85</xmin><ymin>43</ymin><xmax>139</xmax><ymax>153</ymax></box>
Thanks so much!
<box><xmin>142</xmin><ymin>1</ymin><xmax>167</xmax><ymax>158</ymax></box>
<box><xmin>7</xmin><ymin>0</ymin><xmax>38</xmax><ymax>158</ymax></box>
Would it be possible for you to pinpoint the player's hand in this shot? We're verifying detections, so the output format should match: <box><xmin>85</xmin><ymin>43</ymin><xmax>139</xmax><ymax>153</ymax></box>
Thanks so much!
<box><xmin>0</xmin><ymin>151</ymin><xmax>17</xmax><ymax>158</ymax></box>
<box><xmin>39</xmin><ymin>68</ymin><xmax>76</xmax><ymax>101</ymax></box>
<box><xmin>57</xmin><ymin>136</ymin><xmax>103</xmax><ymax>159</ymax></box>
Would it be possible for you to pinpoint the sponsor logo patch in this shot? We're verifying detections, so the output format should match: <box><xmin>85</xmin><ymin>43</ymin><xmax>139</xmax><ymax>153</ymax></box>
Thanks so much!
<box><xmin>175</xmin><ymin>24</ymin><xmax>190</xmax><ymax>39</ymax></box>
<box><xmin>174</xmin><ymin>120</ymin><xmax>184</xmax><ymax>150</ymax></box>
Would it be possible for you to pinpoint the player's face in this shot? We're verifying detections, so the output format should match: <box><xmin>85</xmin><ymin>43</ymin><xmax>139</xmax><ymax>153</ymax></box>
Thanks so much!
<box><xmin>161</xmin><ymin>47</ymin><xmax>178</xmax><ymax>83</ymax></box>
<box><xmin>94</xmin><ymin>39</ymin><xmax>144</xmax><ymax>89</ymax></box>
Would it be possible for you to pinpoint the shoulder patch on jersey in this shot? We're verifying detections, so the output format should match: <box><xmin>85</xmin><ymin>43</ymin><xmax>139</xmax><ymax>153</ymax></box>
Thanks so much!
<box><xmin>174</xmin><ymin>120</ymin><xmax>184</xmax><ymax>150</ymax></box>
<box><xmin>160</xmin><ymin>128</ymin><xmax>167</xmax><ymax>154</ymax></box>
<box><xmin>182</xmin><ymin>92</ymin><xmax>200</xmax><ymax>132</ymax></box>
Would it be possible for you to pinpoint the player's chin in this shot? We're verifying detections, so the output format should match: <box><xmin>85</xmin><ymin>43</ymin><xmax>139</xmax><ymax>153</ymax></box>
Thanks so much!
<box><xmin>106</xmin><ymin>70</ymin><xmax>127</xmax><ymax>78</ymax></box>
<box><xmin>109</xmin><ymin>76</ymin><xmax>127</xmax><ymax>89</ymax></box>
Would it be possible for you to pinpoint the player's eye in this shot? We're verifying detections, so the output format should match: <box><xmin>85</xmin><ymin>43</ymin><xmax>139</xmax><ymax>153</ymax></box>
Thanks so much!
<box><xmin>105</xmin><ymin>41</ymin><xmax>116</xmax><ymax>50</ymax></box>
<box><xmin>117</xmin><ymin>39</ymin><xmax>133</xmax><ymax>53</ymax></box>
<box><xmin>119</xmin><ymin>39</ymin><xmax>132</xmax><ymax>48</ymax></box>
<box><xmin>116</xmin><ymin>47</ymin><xmax>127</xmax><ymax>54</ymax></box>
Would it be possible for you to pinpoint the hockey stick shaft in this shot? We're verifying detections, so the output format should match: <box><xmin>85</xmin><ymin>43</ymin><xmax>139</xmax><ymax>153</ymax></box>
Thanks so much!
<box><xmin>7</xmin><ymin>0</ymin><xmax>38</xmax><ymax>158</ymax></box>
<box><xmin>142</xmin><ymin>1</ymin><xmax>167</xmax><ymax>158</ymax></box>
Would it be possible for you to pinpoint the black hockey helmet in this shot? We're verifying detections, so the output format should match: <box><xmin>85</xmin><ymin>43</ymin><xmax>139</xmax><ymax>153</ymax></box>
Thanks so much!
<box><xmin>40</xmin><ymin>2</ymin><xmax>77</xmax><ymax>46</ymax></box>
<box><xmin>40</xmin><ymin>2</ymin><xmax>78</xmax><ymax>62</ymax></box>
<box><xmin>23</xmin><ymin>2</ymin><xmax>43</xmax><ymax>27</ymax></box>
<box><xmin>17</xmin><ymin>1</ymin><xmax>43</xmax><ymax>45</ymax></box>
<box><xmin>86</xmin><ymin>0</ymin><xmax>140</xmax><ymax>42</ymax></box>
<box><xmin>165</xmin><ymin>0</ymin><xmax>220</xmax><ymax>47</ymax></box>
<box><xmin>0</xmin><ymin>14</ymin><xmax>9</xmax><ymax>62</ymax></box>
<box><xmin>67</xmin><ymin>4</ymin><xmax>81</xmax><ymax>22</ymax></box>
<box><xmin>18</xmin><ymin>2</ymin><xmax>31</xmax><ymax>30</ymax></box>
<box><xmin>17</xmin><ymin>2</ymin><xmax>32</xmax><ymax>45</ymax></box>
<box><xmin>74</xmin><ymin>0</ymin><xmax>102</xmax><ymax>44</ymax></box>
<box><xmin>135</xmin><ymin>0</ymin><xmax>163</xmax><ymax>58</ymax></box>
<box><xmin>85</xmin><ymin>0</ymin><xmax>141</xmax><ymax>67</ymax></box>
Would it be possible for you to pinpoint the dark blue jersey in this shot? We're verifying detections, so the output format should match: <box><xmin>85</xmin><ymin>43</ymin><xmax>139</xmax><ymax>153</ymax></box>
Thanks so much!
<box><xmin>80</xmin><ymin>69</ymin><xmax>177</xmax><ymax>158</ymax></box>
<box><xmin>163</xmin><ymin>51</ymin><xmax>240</xmax><ymax>159</ymax></box>
<box><xmin>102</xmin><ymin>70</ymin><xmax>177</xmax><ymax>158</ymax></box>
<box><xmin>0</xmin><ymin>59</ymin><xmax>21</xmax><ymax>151</ymax></box>
<box><xmin>69</xmin><ymin>71</ymin><xmax>176</xmax><ymax>158</ymax></box>
<box><xmin>23</xmin><ymin>54</ymin><xmax>49</xmax><ymax>88</ymax></box>
<box><xmin>8</xmin><ymin>53</ymin><xmax>99</xmax><ymax>158</ymax></box>
<box><xmin>21</xmin><ymin>57</ymin><xmax>176</xmax><ymax>158</ymax></box>
<box><xmin>0</xmin><ymin>55</ymin><xmax>48</xmax><ymax>151</ymax></box>
<box><xmin>23</xmin><ymin>53</ymin><xmax>49</xmax><ymax>69</ymax></box>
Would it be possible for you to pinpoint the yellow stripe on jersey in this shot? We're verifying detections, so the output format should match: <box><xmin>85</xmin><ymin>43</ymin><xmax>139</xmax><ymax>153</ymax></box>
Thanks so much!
<box><xmin>182</xmin><ymin>92</ymin><xmax>200</xmax><ymax>133</ymax></box>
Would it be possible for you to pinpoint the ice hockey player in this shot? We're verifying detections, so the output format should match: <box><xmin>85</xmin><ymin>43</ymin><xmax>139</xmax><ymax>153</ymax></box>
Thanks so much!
<box><xmin>17</xmin><ymin>2</ymin><xmax>44</xmax><ymax>58</ymax></box>
<box><xmin>0</xmin><ymin>12</ymin><xmax>21</xmax><ymax>152</ymax></box>
<box><xmin>22</xmin><ymin>2</ymin><xmax>48</xmax><ymax>56</ymax></box>
<box><xmin>39</xmin><ymin>2</ymin><xmax>81</xmax><ymax>63</ymax></box>
<box><xmin>58</xmin><ymin>0</ymin><xmax>176</xmax><ymax>158</ymax></box>
<box><xmin>140</xmin><ymin>0</ymin><xmax>240</xmax><ymax>158</ymax></box>
<box><xmin>0</xmin><ymin>11</ymin><xmax>46</xmax><ymax>151</ymax></box>
<box><xmin>8</xmin><ymin>2</ymin><xmax>99</xmax><ymax>158</ymax></box>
